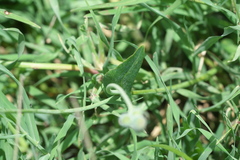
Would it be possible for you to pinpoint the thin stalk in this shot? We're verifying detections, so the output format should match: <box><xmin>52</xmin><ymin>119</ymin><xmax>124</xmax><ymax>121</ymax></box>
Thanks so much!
<box><xmin>0</xmin><ymin>96</ymin><xmax>114</xmax><ymax>114</ymax></box>
<box><xmin>132</xmin><ymin>67</ymin><xmax>218</xmax><ymax>95</ymax></box>
<box><xmin>0</xmin><ymin>60</ymin><xmax>99</xmax><ymax>74</ymax></box>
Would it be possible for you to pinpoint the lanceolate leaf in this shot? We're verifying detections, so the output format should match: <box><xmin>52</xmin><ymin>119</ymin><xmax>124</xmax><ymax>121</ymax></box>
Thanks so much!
<box><xmin>103</xmin><ymin>46</ymin><xmax>145</xmax><ymax>96</ymax></box>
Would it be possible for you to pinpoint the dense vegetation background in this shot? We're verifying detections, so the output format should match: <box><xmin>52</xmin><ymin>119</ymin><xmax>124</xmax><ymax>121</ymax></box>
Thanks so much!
<box><xmin>0</xmin><ymin>0</ymin><xmax>239</xmax><ymax>159</ymax></box>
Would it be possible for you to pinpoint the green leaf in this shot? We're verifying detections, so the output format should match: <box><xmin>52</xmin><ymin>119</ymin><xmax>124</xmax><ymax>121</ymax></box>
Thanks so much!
<box><xmin>0</xmin><ymin>90</ymin><xmax>16</xmax><ymax>122</ymax></box>
<box><xmin>0</xmin><ymin>53</ymin><xmax>58</xmax><ymax>63</ymax></box>
<box><xmin>71</xmin><ymin>0</ymin><xmax>152</xmax><ymax>12</ymax></box>
<box><xmin>50</xmin><ymin>114</ymin><xmax>75</xmax><ymax>159</ymax></box>
<box><xmin>0</xmin><ymin>9</ymin><xmax>41</xmax><ymax>29</ymax></box>
<box><xmin>151</xmin><ymin>144</ymin><xmax>193</xmax><ymax>160</ymax></box>
<box><xmin>197</xmin><ymin>128</ymin><xmax>237</xmax><ymax>160</ymax></box>
<box><xmin>39</xmin><ymin>154</ymin><xmax>50</xmax><ymax>160</ymax></box>
<box><xmin>103</xmin><ymin>46</ymin><xmax>145</xmax><ymax>96</ymax></box>
<box><xmin>2</xmin><ymin>28</ymin><xmax>25</xmax><ymax>59</ymax></box>
<box><xmin>26</xmin><ymin>86</ymin><xmax>58</xmax><ymax>109</ymax></box>
<box><xmin>200</xmin><ymin>85</ymin><xmax>240</xmax><ymax>112</ymax></box>
<box><xmin>66</xmin><ymin>37</ymin><xmax>84</xmax><ymax>75</ymax></box>
<box><xmin>0</xmin><ymin>64</ymin><xmax>40</xmax><ymax>142</ymax></box>
<box><xmin>53</xmin><ymin>115</ymin><xmax>75</xmax><ymax>143</ymax></box>
<box><xmin>228</xmin><ymin>44</ymin><xmax>240</xmax><ymax>62</ymax></box>
<box><xmin>193</xmin><ymin>26</ymin><xmax>240</xmax><ymax>56</ymax></box>
<box><xmin>176</xmin><ymin>88</ymin><xmax>210</xmax><ymax>100</ymax></box>
<box><xmin>141</xmin><ymin>2</ymin><xmax>194</xmax><ymax>61</ymax></box>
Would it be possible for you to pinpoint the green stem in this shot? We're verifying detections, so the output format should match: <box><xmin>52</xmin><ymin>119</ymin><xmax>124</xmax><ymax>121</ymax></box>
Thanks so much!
<box><xmin>106</xmin><ymin>83</ymin><xmax>134</xmax><ymax>111</ymax></box>
<box><xmin>0</xmin><ymin>96</ymin><xmax>114</xmax><ymax>114</ymax></box>
<box><xmin>0</xmin><ymin>60</ymin><xmax>99</xmax><ymax>74</ymax></box>
<box><xmin>132</xmin><ymin>67</ymin><xmax>218</xmax><ymax>95</ymax></box>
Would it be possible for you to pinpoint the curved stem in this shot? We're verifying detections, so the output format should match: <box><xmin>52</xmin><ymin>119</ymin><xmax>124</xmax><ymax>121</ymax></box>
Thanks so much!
<box><xmin>106</xmin><ymin>83</ymin><xmax>134</xmax><ymax>111</ymax></box>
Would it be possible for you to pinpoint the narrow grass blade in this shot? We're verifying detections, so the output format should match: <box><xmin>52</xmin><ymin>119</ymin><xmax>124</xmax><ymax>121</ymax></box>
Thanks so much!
<box><xmin>71</xmin><ymin>0</ymin><xmax>151</xmax><ymax>12</ymax></box>
<box><xmin>53</xmin><ymin>115</ymin><xmax>75</xmax><ymax>143</ymax></box>
<box><xmin>228</xmin><ymin>44</ymin><xmax>240</xmax><ymax>62</ymax></box>
<box><xmin>151</xmin><ymin>144</ymin><xmax>193</xmax><ymax>160</ymax></box>
<box><xmin>100</xmin><ymin>150</ymin><xmax>130</xmax><ymax>160</ymax></box>
<box><xmin>0</xmin><ymin>90</ymin><xmax>17</xmax><ymax>121</ymax></box>
<box><xmin>0</xmin><ymin>64</ymin><xmax>40</xmax><ymax>141</ymax></box>
<box><xmin>176</xmin><ymin>88</ymin><xmax>210</xmax><ymax>100</ymax></box>
<box><xmin>50</xmin><ymin>115</ymin><xmax>75</xmax><ymax>158</ymax></box>
<box><xmin>145</xmin><ymin>55</ymin><xmax>186</xmax><ymax>132</ymax></box>
<box><xmin>200</xmin><ymin>0</ymin><xmax>237</xmax><ymax>23</ymax></box>
<box><xmin>83</xmin><ymin>0</ymin><xmax>109</xmax><ymax>49</ymax></box>
<box><xmin>200</xmin><ymin>85</ymin><xmax>240</xmax><ymax>112</ymax></box>
<box><xmin>141</xmin><ymin>3</ymin><xmax>194</xmax><ymax>61</ymax></box>
<box><xmin>0</xmin><ymin>53</ymin><xmax>58</xmax><ymax>62</ymax></box>
<box><xmin>108</xmin><ymin>6</ymin><xmax>123</xmax><ymax>61</ymax></box>
<box><xmin>27</xmin><ymin>86</ymin><xmax>58</xmax><ymax>109</ymax></box>
<box><xmin>39</xmin><ymin>154</ymin><xmax>50</xmax><ymax>160</ymax></box>
<box><xmin>208</xmin><ymin>52</ymin><xmax>240</xmax><ymax>75</ymax></box>
<box><xmin>198</xmin><ymin>138</ymin><xmax>216</xmax><ymax>160</ymax></box>
<box><xmin>65</xmin><ymin>37</ymin><xmax>85</xmax><ymax>74</ymax></box>
<box><xmin>0</xmin><ymin>9</ymin><xmax>41</xmax><ymax>28</ymax></box>
<box><xmin>84</xmin><ymin>6</ymin><xmax>148</xmax><ymax>17</ymax></box>
<box><xmin>3</xmin><ymin>28</ymin><xmax>25</xmax><ymax>58</ymax></box>
<box><xmin>197</xmin><ymin>128</ymin><xmax>237</xmax><ymax>160</ymax></box>
<box><xmin>49</xmin><ymin>0</ymin><xmax>66</xmax><ymax>31</ymax></box>
<box><xmin>194</xmin><ymin>25</ymin><xmax>240</xmax><ymax>57</ymax></box>
<box><xmin>130</xmin><ymin>129</ymin><xmax>138</xmax><ymax>160</ymax></box>
<box><xmin>142</xmin><ymin>0</ymin><xmax>187</xmax><ymax>39</ymax></box>
<box><xmin>0</xmin><ymin>140</ymin><xmax>14</xmax><ymax>160</ymax></box>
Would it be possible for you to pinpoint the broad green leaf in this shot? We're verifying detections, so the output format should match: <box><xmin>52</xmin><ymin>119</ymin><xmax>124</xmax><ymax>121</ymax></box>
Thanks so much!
<box><xmin>0</xmin><ymin>9</ymin><xmax>41</xmax><ymax>28</ymax></box>
<box><xmin>103</xmin><ymin>46</ymin><xmax>145</xmax><ymax>96</ymax></box>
